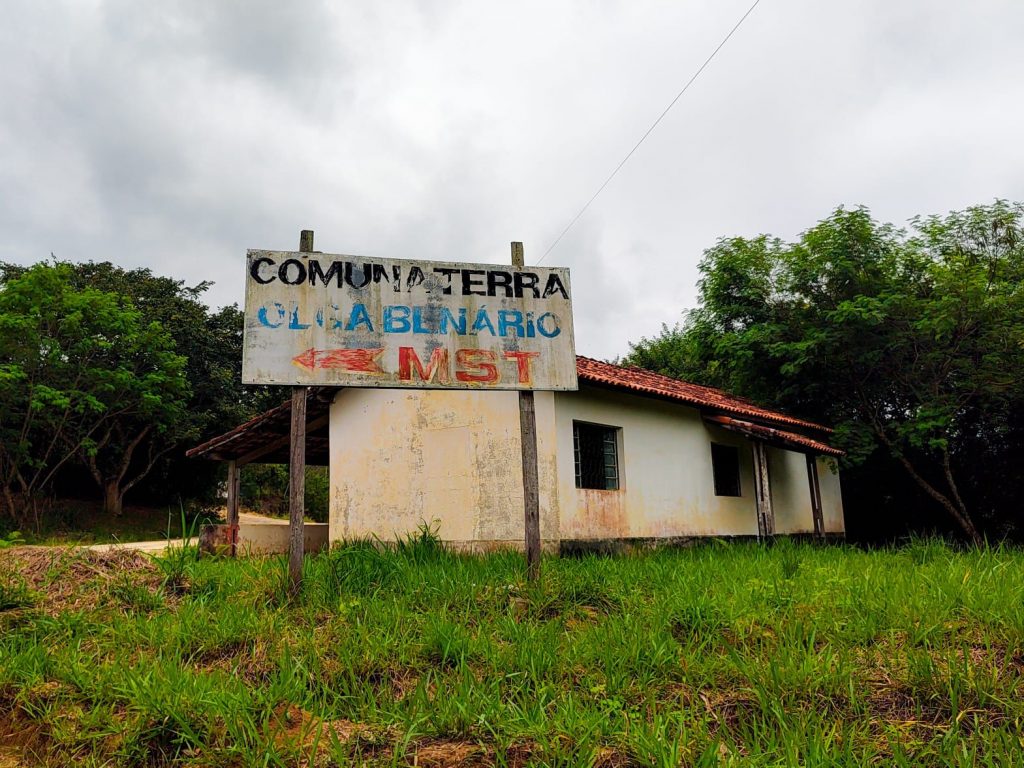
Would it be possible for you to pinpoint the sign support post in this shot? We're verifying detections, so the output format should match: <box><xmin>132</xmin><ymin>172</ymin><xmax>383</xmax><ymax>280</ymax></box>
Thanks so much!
<box><xmin>512</xmin><ymin>241</ymin><xmax>541</xmax><ymax>581</ymax></box>
<box><xmin>288</xmin><ymin>229</ymin><xmax>314</xmax><ymax>594</ymax></box>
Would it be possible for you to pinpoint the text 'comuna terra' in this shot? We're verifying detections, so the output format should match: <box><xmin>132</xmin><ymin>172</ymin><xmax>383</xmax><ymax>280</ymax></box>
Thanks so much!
<box><xmin>249</xmin><ymin>256</ymin><xmax>570</xmax><ymax>299</ymax></box>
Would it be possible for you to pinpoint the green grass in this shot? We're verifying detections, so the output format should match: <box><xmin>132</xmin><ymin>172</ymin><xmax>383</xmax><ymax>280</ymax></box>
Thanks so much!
<box><xmin>1</xmin><ymin>538</ymin><xmax>1023</xmax><ymax>766</ymax></box>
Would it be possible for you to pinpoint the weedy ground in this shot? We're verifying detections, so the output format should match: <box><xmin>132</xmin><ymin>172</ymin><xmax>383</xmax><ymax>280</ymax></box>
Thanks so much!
<box><xmin>1</xmin><ymin>536</ymin><xmax>1022</xmax><ymax>767</ymax></box>
<box><xmin>12</xmin><ymin>502</ymin><xmax>216</xmax><ymax>546</ymax></box>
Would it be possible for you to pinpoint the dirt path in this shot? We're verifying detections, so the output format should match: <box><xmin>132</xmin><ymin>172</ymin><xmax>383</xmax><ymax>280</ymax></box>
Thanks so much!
<box><xmin>83</xmin><ymin>512</ymin><xmax>287</xmax><ymax>553</ymax></box>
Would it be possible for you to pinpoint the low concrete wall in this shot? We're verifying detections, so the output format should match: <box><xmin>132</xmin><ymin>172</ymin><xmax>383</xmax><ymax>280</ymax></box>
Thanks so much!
<box><xmin>238</xmin><ymin>522</ymin><xmax>329</xmax><ymax>555</ymax></box>
<box><xmin>199</xmin><ymin>522</ymin><xmax>329</xmax><ymax>556</ymax></box>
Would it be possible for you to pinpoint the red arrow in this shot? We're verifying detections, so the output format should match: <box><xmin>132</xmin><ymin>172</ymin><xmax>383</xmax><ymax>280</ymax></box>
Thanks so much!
<box><xmin>291</xmin><ymin>348</ymin><xmax>318</xmax><ymax>369</ymax></box>
<box><xmin>291</xmin><ymin>348</ymin><xmax>384</xmax><ymax>374</ymax></box>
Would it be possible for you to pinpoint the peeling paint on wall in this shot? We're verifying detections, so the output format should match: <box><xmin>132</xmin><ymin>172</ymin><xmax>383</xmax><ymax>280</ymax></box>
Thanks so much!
<box><xmin>329</xmin><ymin>388</ymin><xmax>561</xmax><ymax>546</ymax></box>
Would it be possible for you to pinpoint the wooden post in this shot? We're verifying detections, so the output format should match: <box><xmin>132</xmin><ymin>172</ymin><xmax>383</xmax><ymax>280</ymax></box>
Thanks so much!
<box><xmin>288</xmin><ymin>229</ymin><xmax>313</xmax><ymax>594</ymax></box>
<box><xmin>226</xmin><ymin>460</ymin><xmax>240</xmax><ymax>556</ymax></box>
<box><xmin>752</xmin><ymin>440</ymin><xmax>775</xmax><ymax>539</ymax></box>
<box><xmin>512</xmin><ymin>241</ymin><xmax>542</xmax><ymax>581</ymax></box>
<box><xmin>288</xmin><ymin>386</ymin><xmax>306</xmax><ymax>591</ymax></box>
<box><xmin>806</xmin><ymin>453</ymin><xmax>825</xmax><ymax>539</ymax></box>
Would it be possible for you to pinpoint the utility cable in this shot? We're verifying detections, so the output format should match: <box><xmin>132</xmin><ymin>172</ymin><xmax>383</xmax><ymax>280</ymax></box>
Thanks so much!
<box><xmin>537</xmin><ymin>0</ymin><xmax>763</xmax><ymax>264</ymax></box>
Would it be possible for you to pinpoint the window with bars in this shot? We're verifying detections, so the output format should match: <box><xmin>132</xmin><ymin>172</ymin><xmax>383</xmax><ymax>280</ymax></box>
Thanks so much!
<box><xmin>573</xmin><ymin>421</ymin><xmax>620</xmax><ymax>490</ymax></box>
<box><xmin>710</xmin><ymin>442</ymin><xmax>741</xmax><ymax>497</ymax></box>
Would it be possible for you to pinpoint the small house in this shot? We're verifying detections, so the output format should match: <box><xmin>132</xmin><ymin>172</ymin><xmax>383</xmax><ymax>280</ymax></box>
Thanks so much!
<box><xmin>188</xmin><ymin>356</ymin><xmax>843</xmax><ymax>552</ymax></box>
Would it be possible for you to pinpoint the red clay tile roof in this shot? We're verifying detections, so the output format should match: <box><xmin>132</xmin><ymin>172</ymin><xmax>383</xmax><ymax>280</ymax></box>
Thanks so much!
<box><xmin>576</xmin><ymin>356</ymin><xmax>831</xmax><ymax>434</ymax></box>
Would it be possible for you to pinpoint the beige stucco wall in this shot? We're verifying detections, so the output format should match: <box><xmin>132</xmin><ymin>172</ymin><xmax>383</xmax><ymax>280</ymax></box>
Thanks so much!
<box><xmin>818</xmin><ymin>457</ymin><xmax>844</xmax><ymax>534</ymax></box>
<box><xmin>552</xmin><ymin>386</ymin><xmax>844</xmax><ymax>540</ymax></box>
<box><xmin>554</xmin><ymin>387</ymin><xmax>762</xmax><ymax>539</ymax></box>
<box><xmin>768</xmin><ymin>447</ymin><xmax>815</xmax><ymax>534</ymax></box>
<box><xmin>328</xmin><ymin>388</ymin><xmax>559</xmax><ymax>549</ymax></box>
<box><xmin>764</xmin><ymin>450</ymin><xmax>841</xmax><ymax>535</ymax></box>
<box><xmin>328</xmin><ymin>385</ymin><xmax>845</xmax><ymax>546</ymax></box>
<box><xmin>237</xmin><ymin>522</ymin><xmax>329</xmax><ymax>555</ymax></box>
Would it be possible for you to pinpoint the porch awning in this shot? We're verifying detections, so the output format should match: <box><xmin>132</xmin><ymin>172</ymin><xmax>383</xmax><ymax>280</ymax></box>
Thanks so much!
<box><xmin>185</xmin><ymin>387</ymin><xmax>338</xmax><ymax>466</ymax></box>
<box><xmin>703</xmin><ymin>414</ymin><xmax>843</xmax><ymax>457</ymax></box>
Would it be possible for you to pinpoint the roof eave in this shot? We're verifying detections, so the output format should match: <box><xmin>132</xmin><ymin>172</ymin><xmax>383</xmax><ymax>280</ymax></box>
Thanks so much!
<box><xmin>575</xmin><ymin>373</ymin><xmax>833</xmax><ymax>436</ymax></box>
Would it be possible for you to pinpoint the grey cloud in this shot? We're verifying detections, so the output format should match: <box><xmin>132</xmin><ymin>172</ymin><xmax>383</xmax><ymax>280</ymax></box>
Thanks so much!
<box><xmin>1</xmin><ymin>0</ymin><xmax>1022</xmax><ymax>359</ymax></box>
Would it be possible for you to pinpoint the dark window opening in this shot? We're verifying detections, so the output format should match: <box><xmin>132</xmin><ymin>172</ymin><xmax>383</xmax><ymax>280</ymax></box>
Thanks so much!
<box><xmin>711</xmin><ymin>443</ymin><xmax>741</xmax><ymax>497</ymax></box>
<box><xmin>574</xmin><ymin>422</ymin><xmax>620</xmax><ymax>490</ymax></box>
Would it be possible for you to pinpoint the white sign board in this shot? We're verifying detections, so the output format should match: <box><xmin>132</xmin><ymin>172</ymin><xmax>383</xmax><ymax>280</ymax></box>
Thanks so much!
<box><xmin>242</xmin><ymin>250</ymin><xmax>578</xmax><ymax>390</ymax></box>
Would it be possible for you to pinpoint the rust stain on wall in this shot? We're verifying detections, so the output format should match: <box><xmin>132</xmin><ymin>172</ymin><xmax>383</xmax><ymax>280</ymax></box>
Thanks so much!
<box><xmin>567</xmin><ymin>489</ymin><xmax>627</xmax><ymax>539</ymax></box>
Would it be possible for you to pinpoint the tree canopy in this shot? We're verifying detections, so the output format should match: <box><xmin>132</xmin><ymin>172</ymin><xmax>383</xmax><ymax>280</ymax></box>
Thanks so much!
<box><xmin>0</xmin><ymin>263</ymin><xmax>189</xmax><ymax>525</ymax></box>
<box><xmin>47</xmin><ymin>261</ymin><xmax>278</xmax><ymax>507</ymax></box>
<box><xmin>626</xmin><ymin>201</ymin><xmax>1024</xmax><ymax>543</ymax></box>
<box><xmin>0</xmin><ymin>260</ymin><xmax>277</xmax><ymax>528</ymax></box>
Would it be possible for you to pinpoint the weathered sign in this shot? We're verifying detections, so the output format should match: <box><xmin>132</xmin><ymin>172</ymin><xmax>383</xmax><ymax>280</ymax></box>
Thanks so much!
<box><xmin>242</xmin><ymin>250</ymin><xmax>578</xmax><ymax>390</ymax></box>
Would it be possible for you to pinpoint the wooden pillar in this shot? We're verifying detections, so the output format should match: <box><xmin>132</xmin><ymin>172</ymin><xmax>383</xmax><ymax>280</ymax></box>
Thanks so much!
<box><xmin>288</xmin><ymin>386</ymin><xmax>306</xmax><ymax>592</ymax></box>
<box><xmin>752</xmin><ymin>440</ymin><xmax>774</xmax><ymax>539</ymax></box>
<box><xmin>512</xmin><ymin>241</ymin><xmax>542</xmax><ymax>581</ymax></box>
<box><xmin>806</xmin><ymin>453</ymin><xmax>825</xmax><ymax>539</ymax></box>
<box><xmin>226</xmin><ymin>460</ymin><xmax>240</xmax><ymax>556</ymax></box>
<box><xmin>288</xmin><ymin>229</ymin><xmax>314</xmax><ymax>594</ymax></box>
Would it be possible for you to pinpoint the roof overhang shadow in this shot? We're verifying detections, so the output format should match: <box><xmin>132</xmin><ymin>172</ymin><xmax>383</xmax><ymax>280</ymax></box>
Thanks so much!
<box><xmin>185</xmin><ymin>387</ymin><xmax>338</xmax><ymax>466</ymax></box>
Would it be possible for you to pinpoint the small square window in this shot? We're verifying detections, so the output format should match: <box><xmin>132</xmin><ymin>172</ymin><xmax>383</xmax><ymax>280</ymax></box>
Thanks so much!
<box><xmin>574</xmin><ymin>422</ymin><xmax>620</xmax><ymax>490</ymax></box>
<box><xmin>711</xmin><ymin>443</ymin><xmax>741</xmax><ymax>497</ymax></box>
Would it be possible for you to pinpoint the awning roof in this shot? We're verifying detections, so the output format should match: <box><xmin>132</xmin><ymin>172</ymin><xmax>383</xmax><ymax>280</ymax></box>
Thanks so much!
<box><xmin>702</xmin><ymin>414</ymin><xmax>844</xmax><ymax>457</ymax></box>
<box><xmin>185</xmin><ymin>387</ymin><xmax>334</xmax><ymax>465</ymax></box>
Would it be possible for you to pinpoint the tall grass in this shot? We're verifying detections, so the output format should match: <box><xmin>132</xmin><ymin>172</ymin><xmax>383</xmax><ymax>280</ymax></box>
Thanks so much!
<box><xmin>1</xmin><ymin>537</ymin><xmax>1022</xmax><ymax>765</ymax></box>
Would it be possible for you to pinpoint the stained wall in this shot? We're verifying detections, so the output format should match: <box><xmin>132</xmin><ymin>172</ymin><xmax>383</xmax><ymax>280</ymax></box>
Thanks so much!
<box><xmin>553</xmin><ymin>386</ymin><xmax>760</xmax><ymax>539</ymax></box>
<box><xmin>328</xmin><ymin>388</ymin><xmax>559</xmax><ymax>550</ymax></box>
<box><xmin>328</xmin><ymin>385</ymin><xmax>845</xmax><ymax>546</ymax></box>
<box><xmin>552</xmin><ymin>386</ymin><xmax>844</xmax><ymax>540</ymax></box>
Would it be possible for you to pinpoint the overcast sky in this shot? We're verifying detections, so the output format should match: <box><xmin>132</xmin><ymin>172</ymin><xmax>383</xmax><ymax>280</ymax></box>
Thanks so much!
<box><xmin>2</xmin><ymin>1</ymin><xmax>1022</xmax><ymax>360</ymax></box>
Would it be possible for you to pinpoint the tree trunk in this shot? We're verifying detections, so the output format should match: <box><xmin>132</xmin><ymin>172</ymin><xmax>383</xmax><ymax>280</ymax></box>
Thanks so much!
<box><xmin>891</xmin><ymin>452</ymin><xmax>982</xmax><ymax>545</ymax></box>
<box><xmin>103</xmin><ymin>480</ymin><xmax>124</xmax><ymax>517</ymax></box>
<box><xmin>1</xmin><ymin>486</ymin><xmax>16</xmax><ymax>526</ymax></box>
<box><xmin>867</xmin><ymin>417</ymin><xmax>983</xmax><ymax>545</ymax></box>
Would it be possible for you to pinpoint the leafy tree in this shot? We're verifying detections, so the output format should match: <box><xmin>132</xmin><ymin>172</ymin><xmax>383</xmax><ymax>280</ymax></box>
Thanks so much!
<box><xmin>240</xmin><ymin>465</ymin><xmax>329</xmax><ymax>523</ymax></box>
<box><xmin>627</xmin><ymin>202</ymin><xmax>1024</xmax><ymax>543</ymax></box>
<box><xmin>1</xmin><ymin>260</ymin><xmax>278</xmax><ymax>515</ymax></box>
<box><xmin>56</xmin><ymin>262</ymin><xmax>276</xmax><ymax>505</ymax></box>
<box><xmin>0</xmin><ymin>263</ymin><xmax>189</xmax><ymax>525</ymax></box>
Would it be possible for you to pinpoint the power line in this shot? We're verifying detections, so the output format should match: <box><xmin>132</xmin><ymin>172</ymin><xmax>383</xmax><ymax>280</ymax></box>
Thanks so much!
<box><xmin>537</xmin><ymin>0</ymin><xmax>763</xmax><ymax>264</ymax></box>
